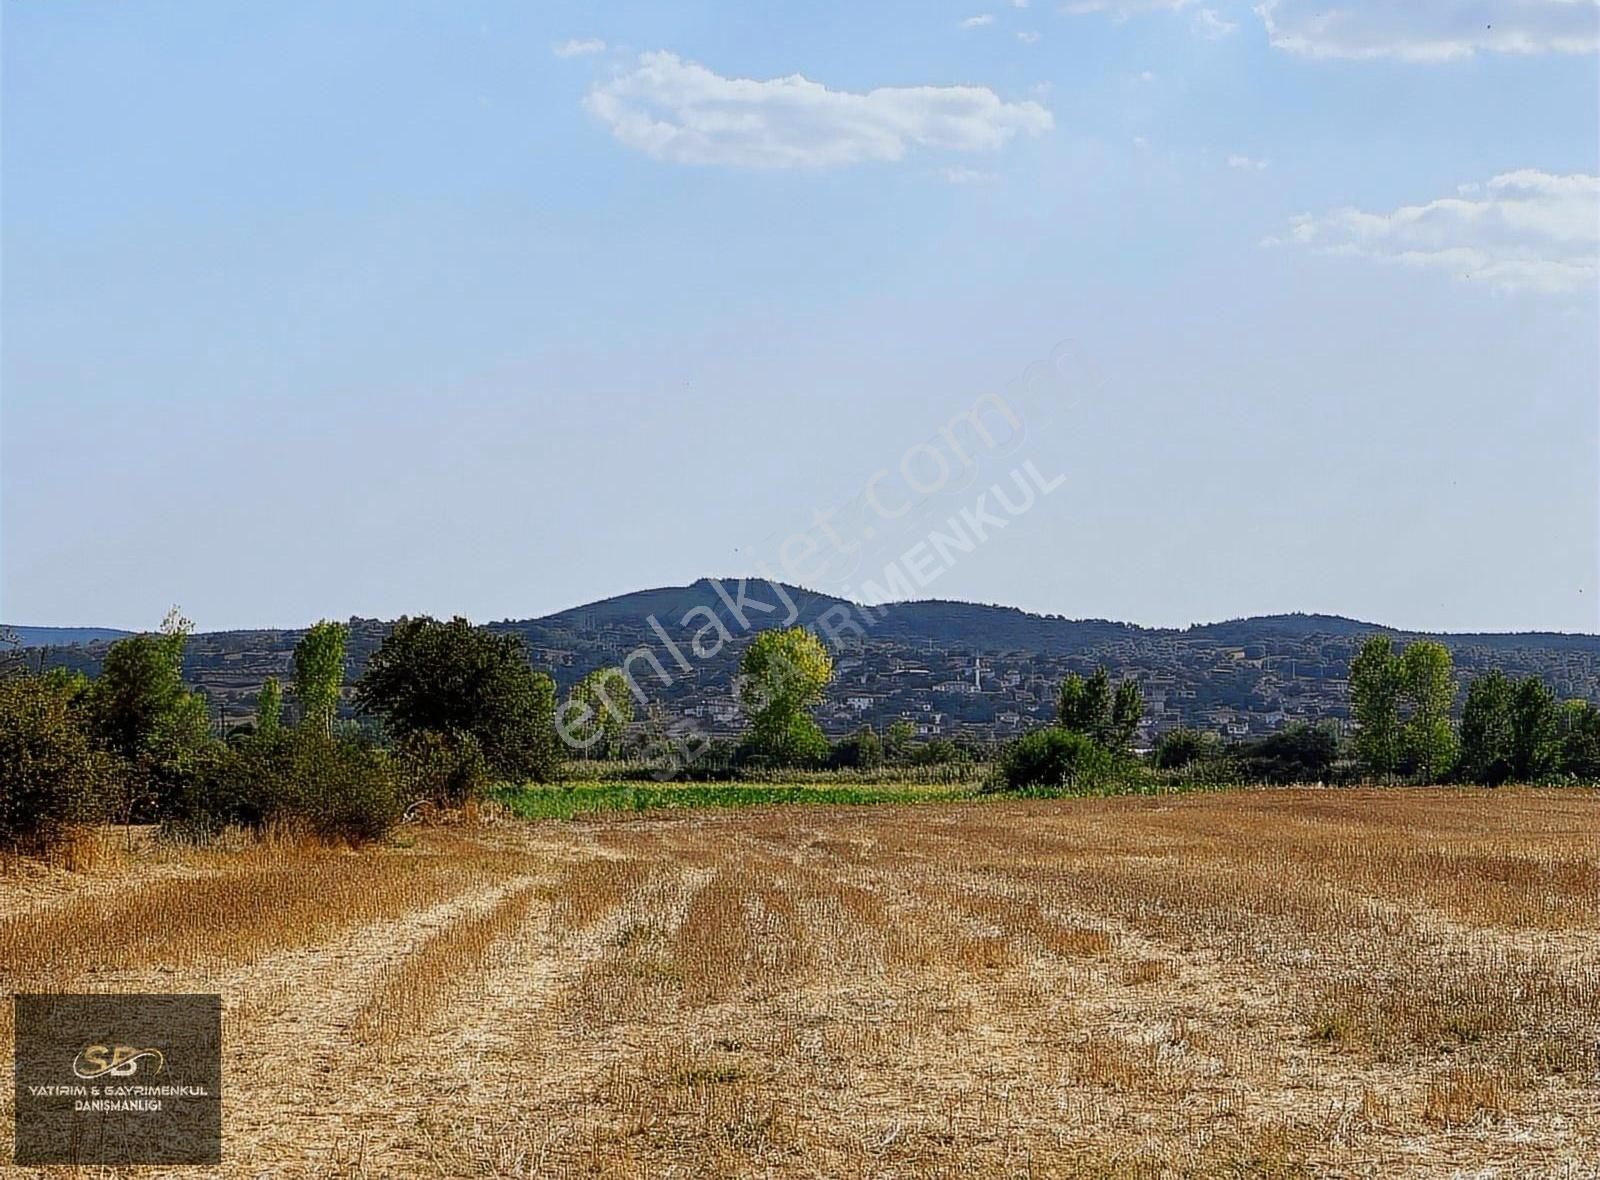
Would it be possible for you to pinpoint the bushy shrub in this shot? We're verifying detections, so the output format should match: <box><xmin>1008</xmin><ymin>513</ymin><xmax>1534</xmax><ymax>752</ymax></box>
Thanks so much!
<box><xmin>987</xmin><ymin>728</ymin><xmax>1113</xmax><ymax>795</ymax></box>
<box><xmin>285</xmin><ymin>733</ymin><xmax>401</xmax><ymax>844</ymax></box>
<box><xmin>0</xmin><ymin>677</ymin><xmax>112</xmax><ymax>854</ymax></box>
<box><xmin>397</xmin><ymin>729</ymin><xmax>489</xmax><ymax>807</ymax></box>
<box><xmin>828</xmin><ymin>726</ymin><xmax>884</xmax><ymax>771</ymax></box>
<box><xmin>908</xmin><ymin>738</ymin><xmax>972</xmax><ymax>767</ymax></box>
<box><xmin>737</xmin><ymin>713</ymin><xmax>829</xmax><ymax>769</ymax></box>
<box><xmin>1234</xmin><ymin>724</ymin><xmax>1338</xmax><ymax>785</ymax></box>
<box><xmin>1152</xmin><ymin>728</ymin><xmax>1223</xmax><ymax>771</ymax></box>
<box><xmin>177</xmin><ymin>729</ymin><xmax>399</xmax><ymax>845</ymax></box>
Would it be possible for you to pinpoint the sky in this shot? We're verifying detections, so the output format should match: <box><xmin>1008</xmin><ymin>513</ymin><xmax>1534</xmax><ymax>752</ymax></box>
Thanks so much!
<box><xmin>3</xmin><ymin>0</ymin><xmax>1598</xmax><ymax>635</ymax></box>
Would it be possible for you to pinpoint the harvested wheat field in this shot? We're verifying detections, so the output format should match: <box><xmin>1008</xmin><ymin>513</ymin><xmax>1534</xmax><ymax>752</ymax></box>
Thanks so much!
<box><xmin>2</xmin><ymin>787</ymin><xmax>1597</xmax><ymax>1178</ymax></box>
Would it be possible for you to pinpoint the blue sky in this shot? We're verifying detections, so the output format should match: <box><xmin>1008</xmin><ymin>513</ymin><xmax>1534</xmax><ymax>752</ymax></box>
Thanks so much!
<box><xmin>3</xmin><ymin>0</ymin><xmax>1597</xmax><ymax>633</ymax></box>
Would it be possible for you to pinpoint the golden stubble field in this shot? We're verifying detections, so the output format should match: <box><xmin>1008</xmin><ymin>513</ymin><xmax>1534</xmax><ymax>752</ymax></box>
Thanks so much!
<box><xmin>1</xmin><ymin>788</ymin><xmax>1596</xmax><ymax>1178</ymax></box>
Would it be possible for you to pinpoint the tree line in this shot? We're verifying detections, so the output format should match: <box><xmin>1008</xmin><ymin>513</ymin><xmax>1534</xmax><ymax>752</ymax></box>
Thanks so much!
<box><xmin>986</xmin><ymin>637</ymin><xmax>1600</xmax><ymax>795</ymax></box>
<box><xmin>3</xmin><ymin>614</ymin><xmax>1595</xmax><ymax>857</ymax></box>
<box><xmin>1346</xmin><ymin>636</ymin><xmax>1598</xmax><ymax>785</ymax></box>
<box><xmin>0</xmin><ymin>612</ymin><xmax>565</xmax><ymax>854</ymax></box>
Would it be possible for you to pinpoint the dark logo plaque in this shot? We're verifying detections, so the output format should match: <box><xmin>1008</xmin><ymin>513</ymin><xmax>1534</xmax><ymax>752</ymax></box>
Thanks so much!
<box><xmin>13</xmin><ymin>993</ymin><xmax>222</xmax><ymax>1165</ymax></box>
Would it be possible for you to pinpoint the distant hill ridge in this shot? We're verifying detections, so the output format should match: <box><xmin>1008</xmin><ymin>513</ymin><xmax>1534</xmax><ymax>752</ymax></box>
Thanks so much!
<box><xmin>11</xmin><ymin>578</ymin><xmax>1599</xmax><ymax>649</ymax></box>
<box><xmin>14</xmin><ymin>579</ymin><xmax>1600</xmax><ymax>740</ymax></box>
<box><xmin>7</xmin><ymin>625</ymin><xmax>134</xmax><ymax>649</ymax></box>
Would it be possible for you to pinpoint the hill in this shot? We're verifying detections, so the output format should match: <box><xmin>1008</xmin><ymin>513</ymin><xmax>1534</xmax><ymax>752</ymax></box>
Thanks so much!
<box><xmin>6</xmin><ymin>625</ymin><xmax>134</xmax><ymax>648</ymax></box>
<box><xmin>19</xmin><ymin>579</ymin><xmax>1600</xmax><ymax>742</ymax></box>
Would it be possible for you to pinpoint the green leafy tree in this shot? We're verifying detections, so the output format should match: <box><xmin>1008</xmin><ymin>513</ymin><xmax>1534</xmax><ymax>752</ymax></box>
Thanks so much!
<box><xmin>41</xmin><ymin>666</ymin><xmax>91</xmax><ymax>704</ymax></box>
<box><xmin>1558</xmin><ymin>700</ymin><xmax>1600</xmax><ymax>781</ymax></box>
<box><xmin>884</xmin><ymin>719</ymin><xmax>916</xmax><ymax>762</ymax></box>
<box><xmin>256</xmin><ymin>677</ymin><xmax>284</xmax><ymax>741</ymax></box>
<box><xmin>354</xmin><ymin>616</ymin><xmax>559</xmax><ymax>783</ymax></box>
<box><xmin>1058</xmin><ymin>668</ymin><xmax>1112</xmax><ymax>743</ymax></box>
<box><xmin>1059</xmin><ymin>667</ymin><xmax>1140</xmax><ymax>752</ymax></box>
<box><xmin>736</xmin><ymin>627</ymin><xmax>833</xmax><ymax>765</ymax></box>
<box><xmin>293</xmin><ymin>621</ymin><xmax>348</xmax><ymax>735</ymax></box>
<box><xmin>566</xmin><ymin>667</ymin><xmax>635</xmax><ymax>758</ymax></box>
<box><xmin>1457</xmin><ymin>671</ymin><xmax>1515</xmax><ymax>785</ymax></box>
<box><xmin>85</xmin><ymin>608</ymin><xmax>213</xmax><ymax>818</ymax></box>
<box><xmin>1509</xmin><ymin>677</ymin><xmax>1560</xmax><ymax>782</ymax></box>
<box><xmin>0</xmin><ymin>675</ymin><xmax>111</xmax><ymax>853</ymax></box>
<box><xmin>1399</xmin><ymin>640</ymin><xmax>1457</xmax><ymax>783</ymax></box>
<box><xmin>1349</xmin><ymin>636</ymin><xmax>1402</xmax><ymax>782</ymax></box>
<box><xmin>1111</xmin><ymin>679</ymin><xmax>1144</xmax><ymax>753</ymax></box>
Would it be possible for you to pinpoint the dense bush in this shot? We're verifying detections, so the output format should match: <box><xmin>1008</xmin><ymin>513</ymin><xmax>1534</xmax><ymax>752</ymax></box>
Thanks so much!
<box><xmin>907</xmin><ymin>738</ymin><xmax>972</xmax><ymax>767</ymax></box>
<box><xmin>84</xmin><ymin>623</ymin><xmax>215</xmax><ymax>820</ymax></box>
<box><xmin>736</xmin><ymin>713</ymin><xmax>829</xmax><ymax>769</ymax></box>
<box><xmin>1152</xmin><ymin>727</ymin><xmax>1224</xmax><ymax>771</ymax></box>
<box><xmin>397</xmin><ymin>729</ymin><xmax>489</xmax><ymax>807</ymax></box>
<box><xmin>987</xmin><ymin>728</ymin><xmax>1113</xmax><ymax>795</ymax></box>
<box><xmin>177</xmin><ymin>729</ymin><xmax>400</xmax><ymax>845</ymax></box>
<box><xmin>1233</xmin><ymin>724</ymin><xmax>1339</xmax><ymax>785</ymax></box>
<box><xmin>0</xmin><ymin>677</ymin><xmax>112</xmax><ymax>854</ymax></box>
<box><xmin>828</xmin><ymin>726</ymin><xmax>884</xmax><ymax>771</ymax></box>
<box><xmin>286</xmin><ymin>732</ymin><xmax>402</xmax><ymax>844</ymax></box>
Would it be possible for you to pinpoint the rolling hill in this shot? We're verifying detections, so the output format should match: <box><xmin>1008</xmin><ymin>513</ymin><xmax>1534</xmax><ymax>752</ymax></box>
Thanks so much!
<box><xmin>16</xmin><ymin>578</ymin><xmax>1600</xmax><ymax>740</ymax></box>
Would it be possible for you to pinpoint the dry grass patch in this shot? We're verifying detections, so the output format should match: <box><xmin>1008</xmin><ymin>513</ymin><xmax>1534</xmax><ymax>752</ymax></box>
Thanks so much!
<box><xmin>4</xmin><ymin>788</ymin><xmax>1595</xmax><ymax>1178</ymax></box>
<box><xmin>351</xmin><ymin>879</ymin><xmax>542</xmax><ymax>1044</ymax></box>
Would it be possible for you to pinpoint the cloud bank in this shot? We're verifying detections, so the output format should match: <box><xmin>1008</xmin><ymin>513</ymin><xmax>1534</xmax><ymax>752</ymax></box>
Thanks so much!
<box><xmin>1275</xmin><ymin>170</ymin><xmax>1600</xmax><ymax>294</ymax></box>
<box><xmin>1062</xmin><ymin>1</ymin><xmax>1195</xmax><ymax>14</ymax></box>
<box><xmin>585</xmin><ymin>52</ymin><xmax>1053</xmax><ymax>169</ymax></box>
<box><xmin>1256</xmin><ymin>0</ymin><xmax>1600</xmax><ymax>61</ymax></box>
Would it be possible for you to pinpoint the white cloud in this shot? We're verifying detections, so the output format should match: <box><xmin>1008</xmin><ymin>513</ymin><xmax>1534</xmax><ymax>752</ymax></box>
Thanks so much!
<box><xmin>1272</xmin><ymin>171</ymin><xmax>1600</xmax><ymax>294</ymax></box>
<box><xmin>553</xmin><ymin>38</ymin><xmax>607</xmax><ymax>59</ymax></box>
<box><xmin>1018</xmin><ymin>29</ymin><xmax>1042</xmax><ymax>42</ymax></box>
<box><xmin>1255</xmin><ymin>0</ymin><xmax>1600</xmax><ymax>61</ymax></box>
<box><xmin>1063</xmin><ymin>1</ymin><xmax>1195</xmax><ymax>15</ymax></box>
<box><xmin>962</xmin><ymin>14</ymin><xmax>996</xmax><ymax>27</ymax></box>
<box><xmin>585</xmin><ymin>52</ymin><xmax>1054</xmax><ymax>169</ymax></box>
<box><xmin>1227</xmin><ymin>153</ymin><xmax>1268</xmax><ymax>170</ymax></box>
<box><xmin>1193</xmin><ymin>7</ymin><xmax>1239</xmax><ymax>38</ymax></box>
<box><xmin>942</xmin><ymin>166</ymin><xmax>1000</xmax><ymax>184</ymax></box>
